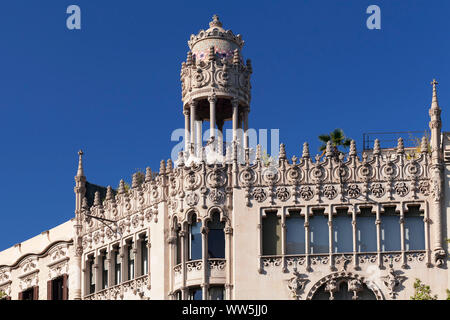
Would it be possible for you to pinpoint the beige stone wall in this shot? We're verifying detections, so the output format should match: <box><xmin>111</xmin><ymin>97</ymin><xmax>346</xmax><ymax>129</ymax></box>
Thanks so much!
<box><xmin>0</xmin><ymin>220</ymin><xmax>75</xmax><ymax>300</ymax></box>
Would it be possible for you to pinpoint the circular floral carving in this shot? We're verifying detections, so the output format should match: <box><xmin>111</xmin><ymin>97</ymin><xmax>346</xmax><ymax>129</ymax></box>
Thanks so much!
<box><xmin>370</xmin><ymin>183</ymin><xmax>385</xmax><ymax>198</ymax></box>
<box><xmin>276</xmin><ymin>187</ymin><xmax>291</xmax><ymax>201</ymax></box>
<box><xmin>418</xmin><ymin>180</ymin><xmax>430</xmax><ymax>195</ymax></box>
<box><xmin>333</xmin><ymin>165</ymin><xmax>350</xmax><ymax>181</ymax></box>
<box><xmin>239</xmin><ymin>168</ymin><xmax>256</xmax><ymax>186</ymax></box>
<box><xmin>323</xmin><ymin>185</ymin><xmax>337</xmax><ymax>200</ymax></box>
<box><xmin>405</xmin><ymin>161</ymin><xmax>421</xmax><ymax>177</ymax></box>
<box><xmin>262</xmin><ymin>168</ymin><xmax>279</xmax><ymax>184</ymax></box>
<box><xmin>394</xmin><ymin>182</ymin><xmax>409</xmax><ymax>197</ymax></box>
<box><xmin>185</xmin><ymin>171</ymin><xmax>201</xmax><ymax>190</ymax></box>
<box><xmin>207</xmin><ymin>169</ymin><xmax>227</xmax><ymax>188</ymax></box>
<box><xmin>186</xmin><ymin>192</ymin><xmax>199</xmax><ymax>206</ymax></box>
<box><xmin>208</xmin><ymin>189</ymin><xmax>225</xmax><ymax>204</ymax></box>
<box><xmin>347</xmin><ymin>185</ymin><xmax>361</xmax><ymax>198</ymax></box>
<box><xmin>359</xmin><ymin>164</ymin><xmax>373</xmax><ymax>180</ymax></box>
<box><xmin>382</xmin><ymin>162</ymin><xmax>397</xmax><ymax>179</ymax></box>
<box><xmin>253</xmin><ymin>187</ymin><xmax>267</xmax><ymax>202</ymax></box>
<box><xmin>311</xmin><ymin>166</ymin><xmax>325</xmax><ymax>181</ymax></box>
<box><xmin>286</xmin><ymin>166</ymin><xmax>302</xmax><ymax>183</ymax></box>
<box><xmin>299</xmin><ymin>186</ymin><xmax>314</xmax><ymax>201</ymax></box>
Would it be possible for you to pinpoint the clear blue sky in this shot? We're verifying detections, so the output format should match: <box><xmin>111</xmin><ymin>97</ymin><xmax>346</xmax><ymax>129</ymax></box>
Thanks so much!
<box><xmin>0</xmin><ymin>0</ymin><xmax>448</xmax><ymax>251</ymax></box>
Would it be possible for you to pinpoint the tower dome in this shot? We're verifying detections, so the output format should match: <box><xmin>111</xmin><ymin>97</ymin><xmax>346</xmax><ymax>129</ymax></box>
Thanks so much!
<box><xmin>188</xmin><ymin>15</ymin><xmax>244</xmax><ymax>62</ymax></box>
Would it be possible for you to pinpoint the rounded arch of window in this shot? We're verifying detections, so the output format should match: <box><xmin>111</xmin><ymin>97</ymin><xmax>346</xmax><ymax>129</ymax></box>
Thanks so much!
<box><xmin>305</xmin><ymin>272</ymin><xmax>385</xmax><ymax>300</ymax></box>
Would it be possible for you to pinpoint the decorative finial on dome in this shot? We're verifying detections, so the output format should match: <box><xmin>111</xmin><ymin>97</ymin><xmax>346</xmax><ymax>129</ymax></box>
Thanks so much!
<box><xmin>186</xmin><ymin>51</ymin><xmax>193</xmax><ymax>66</ymax></box>
<box><xmin>209</xmin><ymin>14</ymin><xmax>223</xmax><ymax>28</ymax></box>
<box><xmin>77</xmin><ymin>150</ymin><xmax>84</xmax><ymax>177</ymax></box>
<box><xmin>233</xmin><ymin>49</ymin><xmax>240</xmax><ymax>65</ymax></box>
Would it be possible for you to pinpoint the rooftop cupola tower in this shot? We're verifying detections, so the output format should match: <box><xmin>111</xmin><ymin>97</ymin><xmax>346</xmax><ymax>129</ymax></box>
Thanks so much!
<box><xmin>180</xmin><ymin>15</ymin><xmax>252</xmax><ymax>156</ymax></box>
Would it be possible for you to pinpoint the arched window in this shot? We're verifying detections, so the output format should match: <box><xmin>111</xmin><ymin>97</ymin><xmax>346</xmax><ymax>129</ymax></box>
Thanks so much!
<box><xmin>207</xmin><ymin>212</ymin><xmax>225</xmax><ymax>259</ymax></box>
<box><xmin>286</xmin><ymin>211</ymin><xmax>305</xmax><ymax>254</ymax></box>
<box><xmin>189</xmin><ymin>213</ymin><xmax>202</xmax><ymax>260</ymax></box>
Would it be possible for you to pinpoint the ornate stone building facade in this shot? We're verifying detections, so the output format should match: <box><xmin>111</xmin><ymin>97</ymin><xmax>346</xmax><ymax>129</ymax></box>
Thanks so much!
<box><xmin>1</xmin><ymin>15</ymin><xmax>449</xmax><ymax>300</ymax></box>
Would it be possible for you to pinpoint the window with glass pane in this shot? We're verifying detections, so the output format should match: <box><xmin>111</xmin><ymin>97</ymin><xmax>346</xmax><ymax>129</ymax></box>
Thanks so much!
<box><xmin>405</xmin><ymin>205</ymin><xmax>425</xmax><ymax>251</ymax></box>
<box><xmin>286</xmin><ymin>211</ymin><xmax>305</xmax><ymax>254</ymax></box>
<box><xmin>209</xmin><ymin>286</ymin><xmax>225</xmax><ymax>300</ymax></box>
<box><xmin>380</xmin><ymin>206</ymin><xmax>401</xmax><ymax>252</ymax></box>
<box><xmin>115</xmin><ymin>249</ymin><xmax>121</xmax><ymax>285</ymax></box>
<box><xmin>262</xmin><ymin>211</ymin><xmax>281</xmax><ymax>255</ymax></box>
<box><xmin>309</xmin><ymin>210</ymin><xmax>329</xmax><ymax>254</ymax></box>
<box><xmin>89</xmin><ymin>258</ymin><xmax>95</xmax><ymax>294</ymax></box>
<box><xmin>176</xmin><ymin>228</ymin><xmax>182</xmax><ymax>264</ymax></box>
<box><xmin>102</xmin><ymin>253</ymin><xmax>108</xmax><ymax>289</ymax></box>
<box><xmin>208</xmin><ymin>212</ymin><xmax>225</xmax><ymax>258</ymax></box>
<box><xmin>52</xmin><ymin>276</ymin><xmax>64</xmax><ymax>300</ymax></box>
<box><xmin>189</xmin><ymin>214</ymin><xmax>202</xmax><ymax>260</ymax></box>
<box><xmin>356</xmin><ymin>207</ymin><xmax>377</xmax><ymax>252</ymax></box>
<box><xmin>128</xmin><ymin>242</ymin><xmax>135</xmax><ymax>280</ymax></box>
<box><xmin>332</xmin><ymin>208</ymin><xmax>353</xmax><ymax>253</ymax></box>
<box><xmin>141</xmin><ymin>235</ymin><xmax>148</xmax><ymax>275</ymax></box>
<box><xmin>188</xmin><ymin>287</ymin><xmax>202</xmax><ymax>300</ymax></box>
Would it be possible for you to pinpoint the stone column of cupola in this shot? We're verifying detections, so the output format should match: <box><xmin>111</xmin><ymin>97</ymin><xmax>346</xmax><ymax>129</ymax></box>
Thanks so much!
<box><xmin>190</xmin><ymin>101</ymin><xmax>197</xmax><ymax>155</ymax></box>
<box><xmin>217</xmin><ymin>119</ymin><xmax>224</xmax><ymax>156</ymax></box>
<box><xmin>196</xmin><ymin>119</ymin><xmax>203</xmax><ymax>156</ymax></box>
<box><xmin>243</xmin><ymin>107</ymin><xmax>249</xmax><ymax>149</ymax></box>
<box><xmin>232</xmin><ymin>98</ymin><xmax>239</xmax><ymax>142</ymax></box>
<box><xmin>428</xmin><ymin>79</ymin><xmax>445</xmax><ymax>266</ymax></box>
<box><xmin>184</xmin><ymin>110</ymin><xmax>190</xmax><ymax>153</ymax></box>
<box><xmin>209</xmin><ymin>95</ymin><xmax>217</xmax><ymax>149</ymax></box>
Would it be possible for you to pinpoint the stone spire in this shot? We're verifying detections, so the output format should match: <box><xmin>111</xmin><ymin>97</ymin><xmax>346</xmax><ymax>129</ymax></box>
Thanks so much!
<box><xmin>430</xmin><ymin>79</ymin><xmax>440</xmax><ymax>111</ymax></box>
<box><xmin>421</xmin><ymin>136</ymin><xmax>428</xmax><ymax>153</ymax></box>
<box><xmin>396</xmin><ymin>138</ymin><xmax>404</xmax><ymax>154</ymax></box>
<box><xmin>106</xmin><ymin>186</ymin><xmax>113</xmax><ymax>201</ymax></box>
<box><xmin>76</xmin><ymin>150</ymin><xmax>85</xmax><ymax>177</ymax></box>
<box><xmin>145</xmin><ymin>167</ymin><xmax>152</xmax><ymax>182</ymax></box>
<box><xmin>279</xmin><ymin>143</ymin><xmax>286</xmax><ymax>159</ymax></box>
<box><xmin>94</xmin><ymin>191</ymin><xmax>101</xmax><ymax>206</ymax></box>
<box><xmin>349</xmin><ymin>140</ymin><xmax>357</xmax><ymax>156</ymax></box>
<box><xmin>373</xmin><ymin>139</ymin><xmax>381</xmax><ymax>155</ymax></box>
<box><xmin>302</xmin><ymin>142</ymin><xmax>310</xmax><ymax>158</ymax></box>
<box><xmin>429</xmin><ymin>79</ymin><xmax>442</xmax><ymax>163</ymax></box>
